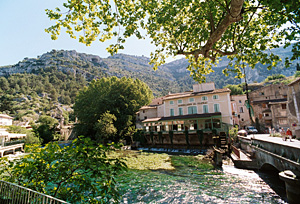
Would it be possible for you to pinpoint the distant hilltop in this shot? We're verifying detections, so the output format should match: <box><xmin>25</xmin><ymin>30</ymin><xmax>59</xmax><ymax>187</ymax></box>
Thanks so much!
<box><xmin>0</xmin><ymin>47</ymin><xmax>299</xmax><ymax>92</ymax></box>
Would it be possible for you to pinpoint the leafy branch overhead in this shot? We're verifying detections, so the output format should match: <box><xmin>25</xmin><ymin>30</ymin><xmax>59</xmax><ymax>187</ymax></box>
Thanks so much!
<box><xmin>46</xmin><ymin>0</ymin><xmax>300</xmax><ymax>82</ymax></box>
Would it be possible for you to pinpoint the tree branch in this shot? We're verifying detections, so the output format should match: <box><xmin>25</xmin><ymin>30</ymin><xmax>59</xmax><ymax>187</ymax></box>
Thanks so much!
<box><xmin>212</xmin><ymin>48</ymin><xmax>237</xmax><ymax>55</ymax></box>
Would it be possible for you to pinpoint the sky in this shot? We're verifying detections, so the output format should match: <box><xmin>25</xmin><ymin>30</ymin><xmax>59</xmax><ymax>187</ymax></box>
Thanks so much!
<box><xmin>0</xmin><ymin>0</ymin><xmax>162</xmax><ymax>66</ymax></box>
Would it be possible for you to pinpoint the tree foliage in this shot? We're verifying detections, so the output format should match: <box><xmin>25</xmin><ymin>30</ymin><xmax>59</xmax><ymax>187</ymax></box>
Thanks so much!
<box><xmin>0</xmin><ymin>137</ymin><xmax>126</xmax><ymax>203</ymax></box>
<box><xmin>225</xmin><ymin>84</ymin><xmax>244</xmax><ymax>95</ymax></box>
<box><xmin>33</xmin><ymin>115</ymin><xmax>59</xmax><ymax>145</ymax></box>
<box><xmin>265</xmin><ymin>74</ymin><xmax>286</xmax><ymax>82</ymax></box>
<box><xmin>46</xmin><ymin>0</ymin><xmax>299</xmax><ymax>82</ymax></box>
<box><xmin>94</xmin><ymin>111</ymin><xmax>117</xmax><ymax>143</ymax></box>
<box><xmin>74</xmin><ymin>76</ymin><xmax>153</xmax><ymax>142</ymax></box>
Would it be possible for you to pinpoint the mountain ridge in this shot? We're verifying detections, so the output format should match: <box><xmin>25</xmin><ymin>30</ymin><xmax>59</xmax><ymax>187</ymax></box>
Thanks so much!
<box><xmin>1</xmin><ymin>47</ymin><xmax>299</xmax><ymax>95</ymax></box>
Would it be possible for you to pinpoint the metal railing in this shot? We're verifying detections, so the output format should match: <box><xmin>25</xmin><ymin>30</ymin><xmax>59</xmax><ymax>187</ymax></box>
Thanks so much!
<box><xmin>0</xmin><ymin>143</ymin><xmax>24</xmax><ymax>157</ymax></box>
<box><xmin>0</xmin><ymin>180</ymin><xmax>69</xmax><ymax>204</ymax></box>
<box><xmin>4</xmin><ymin>140</ymin><xmax>25</xmax><ymax>147</ymax></box>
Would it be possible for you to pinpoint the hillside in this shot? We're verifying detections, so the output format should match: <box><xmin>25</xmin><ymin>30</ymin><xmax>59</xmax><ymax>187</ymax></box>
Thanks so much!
<box><xmin>0</xmin><ymin>47</ymin><xmax>299</xmax><ymax>124</ymax></box>
<box><xmin>0</xmin><ymin>50</ymin><xmax>193</xmax><ymax>96</ymax></box>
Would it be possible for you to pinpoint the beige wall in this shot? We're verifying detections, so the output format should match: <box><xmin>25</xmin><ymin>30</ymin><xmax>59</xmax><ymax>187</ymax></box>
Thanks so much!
<box><xmin>287</xmin><ymin>79</ymin><xmax>300</xmax><ymax>138</ymax></box>
<box><xmin>137</xmin><ymin>107</ymin><xmax>157</xmax><ymax>121</ymax></box>
<box><xmin>0</xmin><ymin>117</ymin><xmax>13</xmax><ymax>126</ymax></box>
<box><xmin>193</xmin><ymin>83</ymin><xmax>215</xmax><ymax>92</ymax></box>
<box><xmin>249</xmin><ymin>83</ymin><xmax>288</xmax><ymax>101</ymax></box>
<box><xmin>157</xmin><ymin>104</ymin><xmax>164</xmax><ymax>118</ymax></box>
<box><xmin>249</xmin><ymin>83</ymin><xmax>288</xmax><ymax>130</ymax></box>
<box><xmin>164</xmin><ymin>92</ymin><xmax>232</xmax><ymax>125</ymax></box>
<box><xmin>270</xmin><ymin>102</ymin><xmax>289</xmax><ymax>129</ymax></box>
<box><xmin>230</xmin><ymin>95</ymin><xmax>251</xmax><ymax>128</ymax></box>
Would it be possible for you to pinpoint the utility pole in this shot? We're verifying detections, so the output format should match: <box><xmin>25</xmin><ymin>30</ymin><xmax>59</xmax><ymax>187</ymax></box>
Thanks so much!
<box><xmin>243</xmin><ymin>67</ymin><xmax>254</xmax><ymax>125</ymax></box>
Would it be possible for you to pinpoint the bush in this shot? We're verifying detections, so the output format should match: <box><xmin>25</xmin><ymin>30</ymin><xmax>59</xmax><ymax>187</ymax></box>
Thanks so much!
<box><xmin>0</xmin><ymin>137</ymin><xmax>126</xmax><ymax>203</ymax></box>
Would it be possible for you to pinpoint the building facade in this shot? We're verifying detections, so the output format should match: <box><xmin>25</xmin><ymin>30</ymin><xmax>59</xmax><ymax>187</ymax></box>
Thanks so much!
<box><xmin>136</xmin><ymin>83</ymin><xmax>233</xmax><ymax>147</ymax></box>
<box><xmin>230</xmin><ymin>95</ymin><xmax>251</xmax><ymax>129</ymax></box>
<box><xmin>249</xmin><ymin>83</ymin><xmax>288</xmax><ymax>130</ymax></box>
<box><xmin>287</xmin><ymin>78</ymin><xmax>300</xmax><ymax>138</ymax></box>
<box><xmin>0</xmin><ymin>114</ymin><xmax>13</xmax><ymax>126</ymax></box>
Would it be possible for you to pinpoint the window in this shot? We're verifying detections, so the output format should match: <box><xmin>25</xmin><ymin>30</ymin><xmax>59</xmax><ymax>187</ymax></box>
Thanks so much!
<box><xmin>239</xmin><ymin>100</ymin><xmax>242</xmax><ymax>103</ymax></box>
<box><xmin>170</xmin><ymin>109</ymin><xmax>174</xmax><ymax>116</ymax></box>
<box><xmin>143</xmin><ymin>110</ymin><xmax>145</xmax><ymax>113</ymax></box>
<box><xmin>203</xmin><ymin>105</ymin><xmax>209</xmax><ymax>113</ymax></box>
<box><xmin>214</xmin><ymin>104</ymin><xmax>220</xmax><ymax>112</ymax></box>
<box><xmin>178</xmin><ymin>107</ymin><xmax>183</xmax><ymax>115</ymax></box>
<box><xmin>189</xmin><ymin>98</ymin><xmax>195</xmax><ymax>102</ymax></box>
<box><xmin>188</xmin><ymin>106</ymin><xmax>197</xmax><ymax>114</ymax></box>
<box><xmin>213</xmin><ymin>95</ymin><xmax>219</xmax><ymax>100</ymax></box>
<box><xmin>178</xmin><ymin>99</ymin><xmax>183</xmax><ymax>104</ymax></box>
<box><xmin>279</xmin><ymin>119</ymin><xmax>287</xmax><ymax>125</ymax></box>
<box><xmin>239</xmin><ymin>107</ymin><xmax>244</xmax><ymax>113</ymax></box>
<box><xmin>170</xmin><ymin>100</ymin><xmax>174</xmax><ymax>105</ymax></box>
<box><xmin>144</xmin><ymin>116</ymin><xmax>147</xmax><ymax>119</ymax></box>
<box><xmin>202</xmin><ymin>96</ymin><xmax>208</xmax><ymax>101</ymax></box>
<box><xmin>282</xmin><ymin>104</ymin><xmax>287</xmax><ymax>109</ymax></box>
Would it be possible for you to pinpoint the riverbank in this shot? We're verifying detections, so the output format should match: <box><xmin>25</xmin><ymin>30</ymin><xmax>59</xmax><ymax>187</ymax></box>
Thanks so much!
<box><xmin>113</xmin><ymin>150</ymin><xmax>287</xmax><ymax>203</ymax></box>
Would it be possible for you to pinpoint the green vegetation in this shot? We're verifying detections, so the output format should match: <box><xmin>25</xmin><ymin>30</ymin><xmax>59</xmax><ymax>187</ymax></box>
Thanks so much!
<box><xmin>225</xmin><ymin>84</ymin><xmax>244</xmax><ymax>95</ymax></box>
<box><xmin>0</xmin><ymin>137</ymin><xmax>126</xmax><ymax>203</ymax></box>
<box><xmin>113</xmin><ymin>151</ymin><xmax>223</xmax><ymax>203</ymax></box>
<box><xmin>0</xmin><ymin>68</ymin><xmax>88</xmax><ymax>124</ymax></box>
<box><xmin>74</xmin><ymin>76</ymin><xmax>153</xmax><ymax>142</ymax></box>
<box><xmin>46</xmin><ymin>0</ymin><xmax>299</xmax><ymax>82</ymax></box>
<box><xmin>6</xmin><ymin>125</ymin><xmax>41</xmax><ymax>145</ymax></box>
<box><xmin>32</xmin><ymin>115</ymin><xmax>60</xmax><ymax>145</ymax></box>
<box><xmin>265</xmin><ymin>74</ymin><xmax>286</xmax><ymax>81</ymax></box>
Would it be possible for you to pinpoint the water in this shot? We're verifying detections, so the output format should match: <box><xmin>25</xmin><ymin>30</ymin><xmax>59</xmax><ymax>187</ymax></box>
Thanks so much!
<box><xmin>118</xmin><ymin>157</ymin><xmax>287</xmax><ymax>204</ymax></box>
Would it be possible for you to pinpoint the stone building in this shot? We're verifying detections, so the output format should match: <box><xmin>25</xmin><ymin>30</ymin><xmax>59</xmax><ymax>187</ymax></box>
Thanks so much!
<box><xmin>249</xmin><ymin>83</ymin><xmax>288</xmax><ymax>130</ymax></box>
<box><xmin>287</xmin><ymin>78</ymin><xmax>300</xmax><ymax>138</ymax></box>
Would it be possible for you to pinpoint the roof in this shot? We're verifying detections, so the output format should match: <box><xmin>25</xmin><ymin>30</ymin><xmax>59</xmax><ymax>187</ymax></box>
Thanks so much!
<box><xmin>164</xmin><ymin>88</ymin><xmax>230</xmax><ymax>100</ymax></box>
<box><xmin>139</xmin><ymin>105</ymin><xmax>157</xmax><ymax>110</ymax></box>
<box><xmin>0</xmin><ymin>114</ymin><xmax>13</xmax><ymax>119</ymax></box>
<box><xmin>252</xmin><ymin>98</ymin><xmax>287</xmax><ymax>104</ymax></box>
<box><xmin>288</xmin><ymin>78</ymin><xmax>300</xmax><ymax>86</ymax></box>
<box><xmin>269</xmin><ymin>101</ymin><xmax>287</xmax><ymax>105</ymax></box>
<box><xmin>142</xmin><ymin>112</ymin><xmax>222</xmax><ymax>123</ymax></box>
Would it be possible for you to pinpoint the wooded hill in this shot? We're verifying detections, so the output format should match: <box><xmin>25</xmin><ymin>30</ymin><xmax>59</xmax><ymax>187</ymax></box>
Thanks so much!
<box><xmin>0</xmin><ymin>47</ymin><xmax>298</xmax><ymax>123</ymax></box>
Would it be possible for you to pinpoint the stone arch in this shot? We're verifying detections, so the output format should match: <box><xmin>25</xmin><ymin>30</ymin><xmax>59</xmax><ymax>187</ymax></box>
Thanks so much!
<box><xmin>260</xmin><ymin>163</ymin><xmax>279</xmax><ymax>172</ymax></box>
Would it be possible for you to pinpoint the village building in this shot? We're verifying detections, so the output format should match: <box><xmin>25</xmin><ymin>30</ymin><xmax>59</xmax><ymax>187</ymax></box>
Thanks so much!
<box><xmin>249</xmin><ymin>83</ymin><xmax>288</xmax><ymax>131</ymax></box>
<box><xmin>287</xmin><ymin>78</ymin><xmax>300</xmax><ymax>139</ymax></box>
<box><xmin>0</xmin><ymin>114</ymin><xmax>13</xmax><ymax>126</ymax></box>
<box><xmin>136</xmin><ymin>83</ymin><xmax>233</xmax><ymax>148</ymax></box>
<box><xmin>230</xmin><ymin>95</ymin><xmax>251</xmax><ymax>129</ymax></box>
<box><xmin>0</xmin><ymin>128</ymin><xmax>26</xmax><ymax>157</ymax></box>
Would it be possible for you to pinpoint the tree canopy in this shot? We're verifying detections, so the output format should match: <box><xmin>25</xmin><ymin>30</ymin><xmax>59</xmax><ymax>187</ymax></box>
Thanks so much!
<box><xmin>46</xmin><ymin>0</ymin><xmax>299</xmax><ymax>82</ymax></box>
<box><xmin>74</xmin><ymin>76</ymin><xmax>153</xmax><ymax>142</ymax></box>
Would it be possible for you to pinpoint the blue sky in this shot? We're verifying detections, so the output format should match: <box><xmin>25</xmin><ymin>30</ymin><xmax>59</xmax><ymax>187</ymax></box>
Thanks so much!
<box><xmin>0</xmin><ymin>0</ymin><xmax>159</xmax><ymax>66</ymax></box>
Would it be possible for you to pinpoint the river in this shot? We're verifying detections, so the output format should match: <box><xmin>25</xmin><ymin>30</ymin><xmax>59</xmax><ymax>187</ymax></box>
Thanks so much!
<box><xmin>118</xmin><ymin>156</ymin><xmax>287</xmax><ymax>204</ymax></box>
